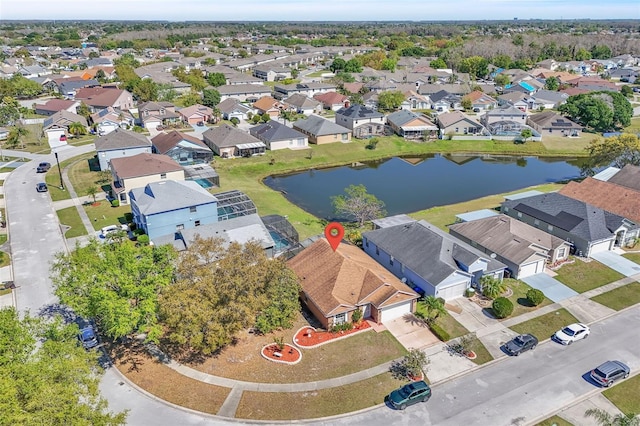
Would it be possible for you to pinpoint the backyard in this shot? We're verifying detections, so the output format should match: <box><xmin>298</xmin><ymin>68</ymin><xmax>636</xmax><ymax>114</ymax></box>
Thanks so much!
<box><xmin>553</xmin><ymin>258</ymin><xmax>625</xmax><ymax>293</ymax></box>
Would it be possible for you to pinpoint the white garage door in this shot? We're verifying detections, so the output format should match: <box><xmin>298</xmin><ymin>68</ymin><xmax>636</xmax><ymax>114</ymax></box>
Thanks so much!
<box><xmin>589</xmin><ymin>240</ymin><xmax>612</xmax><ymax>256</ymax></box>
<box><xmin>519</xmin><ymin>260</ymin><xmax>545</xmax><ymax>279</ymax></box>
<box><xmin>380</xmin><ymin>302</ymin><xmax>412</xmax><ymax>323</ymax></box>
<box><xmin>436</xmin><ymin>282</ymin><xmax>468</xmax><ymax>301</ymax></box>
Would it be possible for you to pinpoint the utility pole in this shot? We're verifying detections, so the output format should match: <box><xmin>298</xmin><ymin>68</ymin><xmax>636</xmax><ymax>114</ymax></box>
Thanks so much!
<box><xmin>55</xmin><ymin>152</ymin><xmax>64</xmax><ymax>190</ymax></box>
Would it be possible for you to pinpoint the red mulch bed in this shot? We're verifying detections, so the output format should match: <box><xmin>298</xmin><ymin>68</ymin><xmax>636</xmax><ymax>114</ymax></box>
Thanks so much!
<box><xmin>294</xmin><ymin>322</ymin><xmax>371</xmax><ymax>348</ymax></box>
<box><xmin>261</xmin><ymin>344</ymin><xmax>301</xmax><ymax>363</ymax></box>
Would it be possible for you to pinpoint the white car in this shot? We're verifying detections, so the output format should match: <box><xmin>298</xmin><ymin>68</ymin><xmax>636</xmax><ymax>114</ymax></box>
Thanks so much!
<box><xmin>553</xmin><ymin>323</ymin><xmax>590</xmax><ymax>345</ymax></box>
<box><xmin>100</xmin><ymin>224</ymin><xmax>128</xmax><ymax>238</ymax></box>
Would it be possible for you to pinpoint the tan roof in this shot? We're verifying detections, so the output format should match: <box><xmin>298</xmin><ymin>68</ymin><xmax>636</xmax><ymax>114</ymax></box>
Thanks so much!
<box><xmin>178</xmin><ymin>104</ymin><xmax>213</xmax><ymax>119</ymax></box>
<box><xmin>252</xmin><ymin>96</ymin><xmax>281</xmax><ymax>112</ymax></box>
<box><xmin>437</xmin><ymin>111</ymin><xmax>481</xmax><ymax>128</ymax></box>
<box><xmin>559</xmin><ymin>177</ymin><xmax>640</xmax><ymax>223</ymax></box>
<box><xmin>287</xmin><ymin>239</ymin><xmax>418</xmax><ymax>317</ymax></box>
<box><xmin>313</xmin><ymin>91</ymin><xmax>348</xmax><ymax>105</ymax></box>
<box><xmin>110</xmin><ymin>153</ymin><xmax>183</xmax><ymax>179</ymax></box>
<box><xmin>151</xmin><ymin>130</ymin><xmax>209</xmax><ymax>155</ymax></box>
<box><xmin>75</xmin><ymin>87</ymin><xmax>129</xmax><ymax>107</ymax></box>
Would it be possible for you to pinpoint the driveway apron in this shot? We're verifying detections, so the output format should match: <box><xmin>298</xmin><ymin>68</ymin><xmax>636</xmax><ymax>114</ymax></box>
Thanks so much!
<box><xmin>383</xmin><ymin>314</ymin><xmax>440</xmax><ymax>350</ymax></box>
<box><xmin>522</xmin><ymin>273</ymin><xmax>578</xmax><ymax>302</ymax></box>
<box><xmin>590</xmin><ymin>251</ymin><xmax>640</xmax><ymax>277</ymax></box>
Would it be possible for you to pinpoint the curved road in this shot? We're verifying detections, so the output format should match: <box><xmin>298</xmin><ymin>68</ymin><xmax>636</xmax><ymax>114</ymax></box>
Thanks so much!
<box><xmin>6</xmin><ymin>145</ymin><xmax>640</xmax><ymax>426</ymax></box>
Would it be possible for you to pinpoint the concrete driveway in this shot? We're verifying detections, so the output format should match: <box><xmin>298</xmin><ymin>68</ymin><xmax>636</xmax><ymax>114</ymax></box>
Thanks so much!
<box><xmin>383</xmin><ymin>314</ymin><xmax>440</xmax><ymax>350</ymax></box>
<box><xmin>591</xmin><ymin>251</ymin><xmax>640</xmax><ymax>277</ymax></box>
<box><xmin>522</xmin><ymin>273</ymin><xmax>578</xmax><ymax>302</ymax></box>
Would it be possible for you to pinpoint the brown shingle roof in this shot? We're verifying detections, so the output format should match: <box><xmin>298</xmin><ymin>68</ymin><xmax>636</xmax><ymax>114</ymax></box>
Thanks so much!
<box><xmin>252</xmin><ymin>96</ymin><xmax>281</xmax><ymax>112</ymax></box>
<box><xmin>110</xmin><ymin>153</ymin><xmax>183</xmax><ymax>179</ymax></box>
<box><xmin>313</xmin><ymin>91</ymin><xmax>348</xmax><ymax>105</ymax></box>
<box><xmin>151</xmin><ymin>130</ymin><xmax>209</xmax><ymax>155</ymax></box>
<box><xmin>559</xmin><ymin>177</ymin><xmax>640</xmax><ymax>223</ymax></box>
<box><xmin>34</xmin><ymin>99</ymin><xmax>77</xmax><ymax>112</ymax></box>
<box><xmin>287</xmin><ymin>240</ymin><xmax>418</xmax><ymax>317</ymax></box>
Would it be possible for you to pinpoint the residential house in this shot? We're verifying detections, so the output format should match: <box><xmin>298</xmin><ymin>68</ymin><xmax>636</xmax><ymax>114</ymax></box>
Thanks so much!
<box><xmin>34</xmin><ymin>99</ymin><xmax>80</xmax><ymax>116</ymax></box>
<box><xmin>110</xmin><ymin>153</ymin><xmax>185</xmax><ymax>205</ymax></box>
<box><xmin>94</xmin><ymin>128</ymin><xmax>152</xmax><ymax>171</ymax></box>
<box><xmin>249</xmin><ymin>120</ymin><xmax>308</xmax><ymax>151</ymax></box>
<box><xmin>463</xmin><ymin>91</ymin><xmax>498</xmax><ymax>112</ymax></box>
<box><xmin>481</xmin><ymin>105</ymin><xmax>528</xmax><ymax>126</ymax></box>
<box><xmin>429</xmin><ymin>90</ymin><xmax>462</xmax><ymax>113</ymax></box>
<box><xmin>497</xmin><ymin>92</ymin><xmax>529</xmax><ymax>112</ymax></box>
<box><xmin>136</xmin><ymin>101</ymin><xmax>180</xmax><ymax>130</ymax></box>
<box><xmin>253</xmin><ymin>96</ymin><xmax>285</xmax><ymax>118</ymax></box>
<box><xmin>501</xmin><ymin>192</ymin><xmax>638</xmax><ymax>257</ymax></box>
<box><xmin>526</xmin><ymin>111</ymin><xmax>583</xmax><ymax>137</ymax></box>
<box><xmin>572</xmin><ymin>77</ymin><xmax>620</xmax><ymax>92</ymax></box>
<box><xmin>253</xmin><ymin>66</ymin><xmax>292</xmax><ymax>82</ymax></box>
<box><xmin>334</xmin><ymin>104</ymin><xmax>386</xmax><ymax>139</ymax></box>
<box><xmin>274</xmin><ymin>82</ymin><xmax>336</xmax><ymax>100</ymax></box>
<box><xmin>151</xmin><ymin>130</ymin><xmax>213</xmax><ymax>165</ymax></box>
<box><xmin>313</xmin><ymin>91</ymin><xmax>348</xmax><ymax>111</ymax></box>
<box><xmin>91</xmin><ymin>107</ymin><xmax>135</xmax><ymax>136</ymax></box>
<box><xmin>129</xmin><ymin>180</ymin><xmax>219</xmax><ymax>240</ymax></box>
<box><xmin>449</xmin><ymin>215</ymin><xmax>572</xmax><ymax>279</ymax></box>
<box><xmin>52</xmin><ymin>78</ymin><xmax>100</xmax><ymax>98</ymax></box>
<box><xmin>292</xmin><ymin>115</ymin><xmax>352</xmax><ymax>144</ymax></box>
<box><xmin>528</xmin><ymin>90</ymin><xmax>569</xmax><ymax>110</ymax></box>
<box><xmin>436</xmin><ymin>111</ymin><xmax>489</xmax><ymax>138</ymax></box>
<box><xmin>559</xmin><ymin>177</ymin><xmax>640</xmax><ymax>247</ymax></box>
<box><xmin>401</xmin><ymin>90</ymin><xmax>431</xmax><ymax>111</ymax></box>
<box><xmin>283</xmin><ymin>93</ymin><xmax>323</xmax><ymax>115</ymax></box>
<box><xmin>74</xmin><ymin>87</ymin><xmax>135</xmax><ymax>112</ymax></box>
<box><xmin>177</xmin><ymin>104</ymin><xmax>213</xmax><ymax>125</ymax></box>
<box><xmin>288</xmin><ymin>239</ymin><xmax>420</xmax><ymax>328</ymax></box>
<box><xmin>217</xmin><ymin>84</ymin><xmax>272</xmax><ymax>102</ymax></box>
<box><xmin>217</xmin><ymin>98</ymin><xmax>253</xmax><ymax>121</ymax></box>
<box><xmin>362</xmin><ymin>220</ymin><xmax>506</xmax><ymax>300</ymax></box>
<box><xmin>386</xmin><ymin>110</ymin><xmax>438</xmax><ymax>140</ymax></box>
<box><xmin>42</xmin><ymin>111</ymin><xmax>88</xmax><ymax>148</ymax></box>
<box><xmin>203</xmin><ymin>124</ymin><xmax>266</xmax><ymax>158</ymax></box>
<box><xmin>608</xmin><ymin>164</ymin><xmax>640</xmax><ymax>192</ymax></box>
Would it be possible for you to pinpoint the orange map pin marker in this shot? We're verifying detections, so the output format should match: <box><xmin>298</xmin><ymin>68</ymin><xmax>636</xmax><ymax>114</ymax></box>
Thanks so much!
<box><xmin>324</xmin><ymin>222</ymin><xmax>344</xmax><ymax>252</ymax></box>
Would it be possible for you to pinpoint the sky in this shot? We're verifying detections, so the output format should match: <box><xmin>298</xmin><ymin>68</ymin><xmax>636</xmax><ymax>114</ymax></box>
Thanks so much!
<box><xmin>1</xmin><ymin>0</ymin><xmax>639</xmax><ymax>21</ymax></box>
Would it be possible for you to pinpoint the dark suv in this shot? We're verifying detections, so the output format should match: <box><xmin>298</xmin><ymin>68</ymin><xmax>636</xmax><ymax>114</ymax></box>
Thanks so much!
<box><xmin>36</xmin><ymin>162</ymin><xmax>51</xmax><ymax>173</ymax></box>
<box><xmin>590</xmin><ymin>360</ymin><xmax>630</xmax><ymax>387</ymax></box>
<box><xmin>388</xmin><ymin>380</ymin><xmax>431</xmax><ymax>410</ymax></box>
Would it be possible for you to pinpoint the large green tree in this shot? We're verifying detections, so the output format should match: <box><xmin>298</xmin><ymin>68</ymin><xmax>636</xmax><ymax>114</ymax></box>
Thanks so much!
<box><xmin>332</xmin><ymin>184</ymin><xmax>386</xmax><ymax>226</ymax></box>
<box><xmin>133</xmin><ymin>78</ymin><xmax>159</xmax><ymax>102</ymax></box>
<box><xmin>582</xmin><ymin>133</ymin><xmax>640</xmax><ymax>175</ymax></box>
<box><xmin>159</xmin><ymin>237</ymin><xmax>300</xmax><ymax>354</ymax></box>
<box><xmin>559</xmin><ymin>92</ymin><xmax>632</xmax><ymax>132</ymax></box>
<box><xmin>51</xmin><ymin>240</ymin><xmax>176</xmax><ymax>342</ymax></box>
<box><xmin>206</xmin><ymin>72</ymin><xmax>227</xmax><ymax>87</ymax></box>
<box><xmin>377</xmin><ymin>90</ymin><xmax>406</xmax><ymax>111</ymax></box>
<box><xmin>0</xmin><ymin>308</ymin><xmax>127</xmax><ymax>425</ymax></box>
<box><xmin>202</xmin><ymin>88</ymin><xmax>221</xmax><ymax>108</ymax></box>
<box><xmin>457</xmin><ymin>56</ymin><xmax>489</xmax><ymax>79</ymax></box>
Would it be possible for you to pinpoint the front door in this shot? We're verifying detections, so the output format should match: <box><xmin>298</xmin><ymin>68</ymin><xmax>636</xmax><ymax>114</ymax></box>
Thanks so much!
<box><xmin>362</xmin><ymin>304</ymin><xmax>371</xmax><ymax>319</ymax></box>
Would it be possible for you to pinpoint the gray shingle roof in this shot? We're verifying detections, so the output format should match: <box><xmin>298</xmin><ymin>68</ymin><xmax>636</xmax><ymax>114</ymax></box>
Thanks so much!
<box><xmin>249</xmin><ymin>120</ymin><xmax>306</xmax><ymax>142</ymax></box>
<box><xmin>94</xmin><ymin>128</ymin><xmax>151</xmax><ymax>151</ymax></box>
<box><xmin>130</xmin><ymin>180</ymin><xmax>216</xmax><ymax>216</ymax></box>
<box><xmin>608</xmin><ymin>164</ymin><xmax>640</xmax><ymax>191</ymax></box>
<box><xmin>202</xmin><ymin>124</ymin><xmax>261</xmax><ymax>148</ymax></box>
<box><xmin>292</xmin><ymin>115</ymin><xmax>350</xmax><ymax>136</ymax></box>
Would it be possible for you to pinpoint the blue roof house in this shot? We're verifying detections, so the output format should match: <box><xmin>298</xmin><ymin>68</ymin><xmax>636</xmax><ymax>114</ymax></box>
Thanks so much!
<box><xmin>129</xmin><ymin>180</ymin><xmax>218</xmax><ymax>240</ymax></box>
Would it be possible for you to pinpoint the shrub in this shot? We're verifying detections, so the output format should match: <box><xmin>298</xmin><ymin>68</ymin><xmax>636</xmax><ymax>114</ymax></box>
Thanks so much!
<box><xmin>124</xmin><ymin>212</ymin><xmax>133</xmax><ymax>222</ymax></box>
<box><xmin>492</xmin><ymin>297</ymin><xmax>514</xmax><ymax>319</ymax></box>
<box><xmin>526</xmin><ymin>288</ymin><xmax>545</xmax><ymax>306</ymax></box>
<box><xmin>365</xmin><ymin>139</ymin><xmax>379</xmax><ymax>150</ymax></box>
<box><xmin>111</xmin><ymin>199</ymin><xmax>120</xmax><ymax>207</ymax></box>
<box><xmin>428</xmin><ymin>322</ymin><xmax>450</xmax><ymax>342</ymax></box>
<box><xmin>351</xmin><ymin>308</ymin><xmax>362</xmax><ymax>324</ymax></box>
<box><xmin>389</xmin><ymin>348</ymin><xmax>430</xmax><ymax>380</ymax></box>
<box><xmin>136</xmin><ymin>235</ymin><xmax>150</xmax><ymax>245</ymax></box>
<box><xmin>330</xmin><ymin>322</ymin><xmax>353</xmax><ymax>333</ymax></box>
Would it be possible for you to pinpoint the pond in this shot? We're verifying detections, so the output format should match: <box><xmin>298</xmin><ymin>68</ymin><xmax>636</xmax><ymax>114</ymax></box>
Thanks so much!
<box><xmin>263</xmin><ymin>154</ymin><xmax>585</xmax><ymax>220</ymax></box>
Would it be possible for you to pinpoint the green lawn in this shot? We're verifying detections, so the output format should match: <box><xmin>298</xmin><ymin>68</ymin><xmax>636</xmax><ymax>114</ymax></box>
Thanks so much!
<box><xmin>602</xmin><ymin>373</ymin><xmax>640</xmax><ymax>413</ymax></box>
<box><xmin>504</xmin><ymin>278</ymin><xmax>553</xmax><ymax>318</ymax></box>
<box><xmin>82</xmin><ymin>200</ymin><xmax>131</xmax><ymax>232</ymax></box>
<box><xmin>57</xmin><ymin>206</ymin><xmax>88</xmax><ymax>238</ymax></box>
<box><xmin>553</xmin><ymin>257</ymin><xmax>625</xmax><ymax>293</ymax></box>
<box><xmin>46</xmin><ymin>152</ymin><xmax>98</xmax><ymax>201</ymax></box>
<box><xmin>622</xmin><ymin>253</ymin><xmax>640</xmax><ymax>265</ymax></box>
<box><xmin>432</xmin><ymin>312</ymin><xmax>468</xmax><ymax>340</ymax></box>
<box><xmin>509</xmin><ymin>309</ymin><xmax>579</xmax><ymax>341</ymax></box>
<box><xmin>535</xmin><ymin>416</ymin><xmax>573</xmax><ymax>426</ymax></box>
<box><xmin>0</xmin><ymin>234</ymin><xmax>7</xmax><ymax>245</ymax></box>
<box><xmin>0</xmin><ymin>251</ymin><xmax>10</xmax><ymax>267</ymax></box>
<box><xmin>591</xmin><ymin>282</ymin><xmax>640</xmax><ymax>311</ymax></box>
<box><xmin>466</xmin><ymin>335</ymin><xmax>493</xmax><ymax>365</ymax></box>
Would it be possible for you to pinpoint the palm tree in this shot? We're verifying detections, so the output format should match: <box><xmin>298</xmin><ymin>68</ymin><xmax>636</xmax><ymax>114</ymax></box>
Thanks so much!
<box><xmin>67</xmin><ymin>122</ymin><xmax>87</xmax><ymax>139</ymax></box>
<box><xmin>480</xmin><ymin>276</ymin><xmax>508</xmax><ymax>299</ymax></box>
<box><xmin>86</xmin><ymin>185</ymin><xmax>99</xmax><ymax>204</ymax></box>
<box><xmin>585</xmin><ymin>408</ymin><xmax>639</xmax><ymax>426</ymax></box>
<box><xmin>420</xmin><ymin>295</ymin><xmax>447</xmax><ymax>323</ymax></box>
<box><xmin>7</xmin><ymin>125</ymin><xmax>29</xmax><ymax>149</ymax></box>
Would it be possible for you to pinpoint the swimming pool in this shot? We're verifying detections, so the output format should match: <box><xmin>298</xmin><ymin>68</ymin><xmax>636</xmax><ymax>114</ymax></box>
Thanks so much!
<box><xmin>193</xmin><ymin>178</ymin><xmax>214</xmax><ymax>189</ymax></box>
<box><xmin>269</xmin><ymin>230</ymin><xmax>290</xmax><ymax>251</ymax></box>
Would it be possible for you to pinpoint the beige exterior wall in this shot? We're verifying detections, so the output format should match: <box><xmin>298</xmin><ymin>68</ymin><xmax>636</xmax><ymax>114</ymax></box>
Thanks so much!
<box><xmin>314</xmin><ymin>132</ymin><xmax>352</xmax><ymax>145</ymax></box>
<box><xmin>118</xmin><ymin>170</ymin><xmax>185</xmax><ymax>204</ymax></box>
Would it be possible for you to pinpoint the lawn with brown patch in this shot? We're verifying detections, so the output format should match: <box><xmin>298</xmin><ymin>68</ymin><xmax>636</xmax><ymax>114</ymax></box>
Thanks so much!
<box><xmin>554</xmin><ymin>257</ymin><xmax>625</xmax><ymax>293</ymax></box>
<box><xmin>235</xmin><ymin>373</ymin><xmax>405</xmax><ymax>420</ymax></box>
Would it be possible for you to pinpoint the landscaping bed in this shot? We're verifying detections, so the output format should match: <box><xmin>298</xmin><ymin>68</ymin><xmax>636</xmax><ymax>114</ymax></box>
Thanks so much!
<box><xmin>234</xmin><ymin>373</ymin><xmax>405</xmax><ymax>420</ymax></box>
<box><xmin>591</xmin><ymin>282</ymin><xmax>640</xmax><ymax>311</ymax></box>
<box><xmin>553</xmin><ymin>257</ymin><xmax>625</xmax><ymax>293</ymax></box>
<box><xmin>509</xmin><ymin>309</ymin><xmax>579</xmax><ymax>341</ymax></box>
<box><xmin>602</xmin><ymin>372</ymin><xmax>640</xmax><ymax>413</ymax></box>
<box><xmin>294</xmin><ymin>322</ymin><xmax>371</xmax><ymax>348</ymax></box>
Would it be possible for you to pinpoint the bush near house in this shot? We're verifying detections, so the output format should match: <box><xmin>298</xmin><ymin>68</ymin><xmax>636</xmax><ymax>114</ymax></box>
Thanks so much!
<box><xmin>492</xmin><ymin>297</ymin><xmax>514</xmax><ymax>318</ymax></box>
<box><xmin>526</xmin><ymin>289</ymin><xmax>545</xmax><ymax>306</ymax></box>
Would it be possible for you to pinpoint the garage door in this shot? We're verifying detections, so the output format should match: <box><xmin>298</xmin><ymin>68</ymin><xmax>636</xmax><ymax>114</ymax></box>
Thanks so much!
<box><xmin>519</xmin><ymin>260</ymin><xmax>545</xmax><ymax>279</ymax></box>
<box><xmin>589</xmin><ymin>240</ymin><xmax>612</xmax><ymax>256</ymax></box>
<box><xmin>380</xmin><ymin>302</ymin><xmax>412</xmax><ymax>323</ymax></box>
<box><xmin>436</xmin><ymin>282</ymin><xmax>468</xmax><ymax>301</ymax></box>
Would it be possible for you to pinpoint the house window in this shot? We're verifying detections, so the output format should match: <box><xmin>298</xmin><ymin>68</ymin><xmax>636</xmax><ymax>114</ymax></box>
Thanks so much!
<box><xmin>334</xmin><ymin>313</ymin><xmax>346</xmax><ymax>325</ymax></box>
<box><xmin>176</xmin><ymin>224</ymin><xmax>184</xmax><ymax>231</ymax></box>
<box><xmin>364</xmin><ymin>238</ymin><xmax>369</xmax><ymax>248</ymax></box>
<box><xmin>160</xmin><ymin>173</ymin><xmax>167</xmax><ymax>179</ymax></box>
<box><xmin>558</xmin><ymin>247</ymin><xmax>566</xmax><ymax>258</ymax></box>
<box><xmin>534</xmin><ymin>219</ymin><xmax>539</xmax><ymax>226</ymax></box>
<box><xmin>548</xmin><ymin>225</ymin><xmax>554</xmax><ymax>231</ymax></box>
<box><xmin>390</xmin><ymin>256</ymin><xmax>394</xmax><ymax>266</ymax></box>
<box><xmin>195</xmin><ymin>220</ymin><xmax>201</xmax><ymax>226</ymax></box>
<box><xmin>190</xmin><ymin>206</ymin><xmax>197</xmax><ymax>213</ymax></box>
<box><xmin>455</xmin><ymin>127</ymin><xmax>459</xmax><ymax>133</ymax></box>
<box><xmin>517</xmin><ymin>212</ymin><xmax>522</xmax><ymax>218</ymax></box>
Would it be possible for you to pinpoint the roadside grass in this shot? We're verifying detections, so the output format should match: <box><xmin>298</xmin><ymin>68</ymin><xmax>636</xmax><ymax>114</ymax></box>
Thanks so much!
<box><xmin>622</xmin><ymin>252</ymin><xmax>640</xmax><ymax>264</ymax></box>
<box><xmin>505</xmin><ymin>278</ymin><xmax>553</xmax><ymax>318</ymax></box>
<box><xmin>82</xmin><ymin>200</ymin><xmax>131</xmax><ymax>232</ymax></box>
<box><xmin>108</xmin><ymin>340</ymin><xmax>229</xmax><ymax>416</ymax></box>
<box><xmin>0</xmin><ymin>234</ymin><xmax>7</xmax><ymax>245</ymax></box>
<box><xmin>466</xmin><ymin>335</ymin><xmax>493</xmax><ymax>365</ymax></box>
<box><xmin>535</xmin><ymin>416</ymin><xmax>574</xmax><ymax>426</ymax></box>
<box><xmin>509</xmin><ymin>309</ymin><xmax>579</xmax><ymax>341</ymax></box>
<box><xmin>235</xmin><ymin>373</ymin><xmax>404</xmax><ymax>420</ymax></box>
<box><xmin>46</xmin><ymin>152</ymin><xmax>97</xmax><ymax>201</ymax></box>
<box><xmin>602</xmin><ymin>372</ymin><xmax>640</xmax><ymax>413</ymax></box>
<box><xmin>590</xmin><ymin>282</ymin><xmax>640</xmax><ymax>311</ymax></box>
<box><xmin>553</xmin><ymin>257</ymin><xmax>625</xmax><ymax>293</ymax></box>
<box><xmin>56</xmin><ymin>206</ymin><xmax>88</xmax><ymax>238</ymax></box>
<box><xmin>409</xmin><ymin>183</ymin><xmax>562</xmax><ymax>231</ymax></box>
<box><xmin>0</xmin><ymin>251</ymin><xmax>10</xmax><ymax>268</ymax></box>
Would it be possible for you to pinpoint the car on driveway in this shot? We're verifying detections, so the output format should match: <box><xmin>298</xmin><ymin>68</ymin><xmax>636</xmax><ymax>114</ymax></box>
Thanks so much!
<box><xmin>388</xmin><ymin>380</ymin><xmax>431</xmax><ymax>410</ymax></box>
<box><xmin>100</xmin><ymin>224</ymin><xmax>128</xmax><ymax>238</ymax></box>
<box><xmin>590</xmin><ymin>360</ymin><xmax>629</xmax><ymax>387</ymax></box>
<box><xmin>553</xmin><ymin>323</ymin><xmax>590</xmax><ymax>345</ymax></box>
<box><xmin>196</xmin><ymin>121</ymin><xmax>205</xmax><ymax>127</ymax></box>
<box><xmin>78</xmin><ymin>324</ymin><xmax>99</xmax><ymax>350</ymax></box>
<box><xmin>36</xmin><ymin>182</ymin><xmax>48</xmax><ymax>192</ymax></box>
<box><xmin>36</xmin><ymin>162</ymin><xmax>51</xmax><ymax>173</ymax></box>
<box><xmin>504</xmin><ymin>334</ymin><xmax>538</xmax><ymax>356</ymax></box>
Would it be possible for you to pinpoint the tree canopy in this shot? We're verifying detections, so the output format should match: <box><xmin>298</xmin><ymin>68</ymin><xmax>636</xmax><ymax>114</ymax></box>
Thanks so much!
<box><xmin>377</xmin><ymin>90</ymin><xmax>405</xmax><ymax>111</ymax></box>
<box><xmin>582</xmin><ymin>133</ymin><xmax>640</xmax><ymax>175</ymax></box>
<box><xmin>0</xmin><ymin>308</ymin><xmax>126</xmax><ymax>425</ymax></box>
<box><xmin>206</xmin><ymin>72</ymin><xmax>227</xmax><ymax>87</ymax></box>
<box><xmin>202</xmin><ymin>88</ymin><xmax>221</xmax><ymax>108</ymax></box>
<box><xmin>332</xmin><ymin>184</ymin><xmax>386</xmax><ymax>226</ymax></box>
<box><xmin>51</xmin><ymin>240</ymin><xmax>176</xmax><ymax>342</ymax></box>
<box><xmin>558</xmin><ymin>91</ymin><xmax>632</xmax><ymax>132</ymax></box>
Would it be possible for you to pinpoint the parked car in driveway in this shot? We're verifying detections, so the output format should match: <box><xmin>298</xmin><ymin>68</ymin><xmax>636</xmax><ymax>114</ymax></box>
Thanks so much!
<box><xmin>553</xmin><ymin>323</ymin><xmax>590</xmax><ymax>345</ymax></box>
<box><xmin>504</xmin><ymin>334</ymin><xmax>538</xmax><ymax>356</ymax></box>
<box><xmin>78</xmin><ymin>324</ymin><xmax>99</xmax><ymax>350</ymax></box>
<box><xmin>100</xmin><ymin>224</ymin><xmax>128</xmax><ymax>238</ymax></box>
<box><xmin>36</xmin><ymin>182</ymin><xmax>48</xmax><ymax>192</ymax></box>
<box><xmin>590</xmin><ymin>360</ymin><xmax>629</xmax><ymax>387</ymax></box>
<box><xmin>36</xmin><ymin>162</ymin><xmax>51</xmax><ymax>173</ymax></box>
<box><xmin>388</xmin><ymin>380</ymin><xmax>431</xmax><ymax>410</ymax></box>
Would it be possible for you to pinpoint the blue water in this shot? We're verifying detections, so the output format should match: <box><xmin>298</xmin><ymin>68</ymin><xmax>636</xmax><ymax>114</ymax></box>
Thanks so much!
<box><xmin>263</xmin><ymin>155</ymin><xmax>585</xmax><ymax>220</ymax></box>
<box><xmin>193</xmin><ymin>178</ymin><xmax>214</xmax><ymax>189</ymax></box>
<box><xmin>269</xmin><ymin>230</ymin><xmax>291</xmax><ymax>250</ymax></box>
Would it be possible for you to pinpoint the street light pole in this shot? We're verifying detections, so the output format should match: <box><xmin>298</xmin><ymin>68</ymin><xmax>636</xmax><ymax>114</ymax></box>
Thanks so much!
<box><xmin>55</xmin><ymin>152</ymin><xmax>64</xmax><ymax>190</ymax></box>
